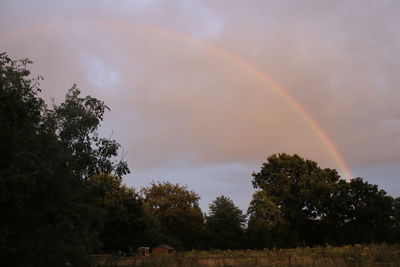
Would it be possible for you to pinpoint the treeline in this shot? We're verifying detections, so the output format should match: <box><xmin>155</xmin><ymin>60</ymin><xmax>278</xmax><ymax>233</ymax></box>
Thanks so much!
<box><xmin>1</xmin><ymin>53</ymin><xmax>400</xmax><ymax>266</ymax></box>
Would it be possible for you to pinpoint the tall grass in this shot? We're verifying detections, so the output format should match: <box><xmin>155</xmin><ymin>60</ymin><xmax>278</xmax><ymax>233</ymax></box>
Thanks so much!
<box><xmin>94</xmin><ymin>244</ymin><xmax>400</xmax><ymax>267</ymax></box>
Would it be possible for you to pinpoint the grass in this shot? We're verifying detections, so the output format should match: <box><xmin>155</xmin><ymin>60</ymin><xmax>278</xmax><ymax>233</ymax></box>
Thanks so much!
<box><xmin>93</xmin><ymin>244</ymin><xmax>400</xmax><ymax>267</ymax></box>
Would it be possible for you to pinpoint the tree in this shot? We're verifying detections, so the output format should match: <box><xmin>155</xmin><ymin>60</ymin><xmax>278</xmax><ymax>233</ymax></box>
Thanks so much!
<box><xmin>333</xmin><ymin>178</ymin><xmax>394</xmax><ymax>244</ymax></box>
<box><xmin>392</xmin><ymin>197</ymin><xmax>400</xmax><ymax>243</ymax></box>
<box><xmin>250</xmin><ymin>153</ymin><xmax>397</xmax><ymax>247</ymax></box>
<box><xmin>252</xmin><ymin>153</ymin><xmax>341</xmax><ymax>246</ymax></box>
<box><xmin>247</xmin><ymin>191</ymin><xmax>284</xmax><ymax>248</ymax></box>
<box><xmin>205</xmin><ymin>196</ymin><xmax>246</xmax><ymax>249</ymax></box>
<box><xmin>48</xmin><ymin>84</ymin><xmax>129</xmax><ymax>179</ymax></box>
<box><xmin>0</xmin><ymin>53</ymin><xmax>129</xmax><ymax>266</ymax></box>
<box><xmin>89</xmin><ymin>174</ymin><xmax>149</xmax><ymax>254</ymax></box>
<box><xmin>141</xmin><ymin>182</ymin><xmax>205</xmax><ymax>250</ymax></box>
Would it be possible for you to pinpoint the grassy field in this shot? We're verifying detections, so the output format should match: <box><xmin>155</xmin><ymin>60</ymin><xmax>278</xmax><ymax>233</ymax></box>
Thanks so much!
<box><xmin>93</xmin><ymin>244</ymin><xmax>400</xmax><ymax>267</ymax></box>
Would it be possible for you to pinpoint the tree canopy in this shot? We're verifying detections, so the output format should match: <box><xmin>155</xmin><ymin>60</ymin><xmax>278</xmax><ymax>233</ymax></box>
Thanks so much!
<box><xmin>141</xmin><ymin>182</ymin><xmax>205</xmax><ymax>250</ymax></box>
<box><xmin>205</xmin><ymin>196</ymin><xmax>246</xmax><ymax>249</ymax></box>
<box><xmin>0</xmin><ymin>53</ymin><xmax>131</xmax><ymax>266</ymax></box>
<box><xmin>249</xmin><ymin>153</ymin><xmax>398</xmax><ymax>247</ymax></box>
<box><xmin>89</xmin><ymin>174</ymin><xmax>150</xmax><ymax>254</ymax></box>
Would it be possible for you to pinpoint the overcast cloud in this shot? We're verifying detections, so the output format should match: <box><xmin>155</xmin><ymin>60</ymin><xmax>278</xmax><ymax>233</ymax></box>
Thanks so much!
<box><xmin>1</xmin><ymin>0</ymin><xmax>399</xmax><ymax>211</ymax></box>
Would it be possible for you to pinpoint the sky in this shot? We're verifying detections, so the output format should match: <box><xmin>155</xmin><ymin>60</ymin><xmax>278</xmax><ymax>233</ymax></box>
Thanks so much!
<box><xmin>1</xmin><ymin>0</ymin><xmax>399</xmax><ymax>212</ymax></box>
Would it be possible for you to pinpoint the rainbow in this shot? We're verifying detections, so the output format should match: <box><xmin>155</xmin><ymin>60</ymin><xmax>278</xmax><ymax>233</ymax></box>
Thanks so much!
<box><xmin>0</xmin><ymin>20</ymin><xmax>352</xmax><ymax>179</ymax></box>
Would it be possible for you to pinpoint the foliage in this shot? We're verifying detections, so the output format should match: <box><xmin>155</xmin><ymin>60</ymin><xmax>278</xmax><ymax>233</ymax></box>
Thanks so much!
<box><xmin>392</xmin><ymin>197</ymin><xmax>400</xmax><ymax>241</ymax></box>
<box><xmin>89</xmin><ymin>174</ymin><xmax>150</xmax><ymax>254</ymax></box>
<box><xmin>205</xmin><ymin>196</ymin><xmax>246</xmax><ymax>249</ymax></box>
<box><xmin>333</xmin><ymin>178</ymin><xmax>395</xmax><ymax>244</ymax></box>
<box><xmin>247</xmin><ymin>191</ymin><xmax>284</xmax><ymax>248</ymax></box>
<box><xmin>250</xmin><ymin>153</ymin><xmax>398</xmax><ymax>247</ymax></box>
<box><xmin>0</xmin><ymin>53</ymin><xmax>129</xmax><ymax>266</ymax></box>
<box><xmin>251</xmin><ymin>153</ymin><xmax>342</xmax><ymax>246</ymax></box>
<box><xmin>141</xmin><ymin>182</ymin><xmax>205</xmax><ymax>250</ymax></box>
<box><xmin>48</xmin><ymin>84</ymin><xmax>129</xmax><ymax>179</ymax></box>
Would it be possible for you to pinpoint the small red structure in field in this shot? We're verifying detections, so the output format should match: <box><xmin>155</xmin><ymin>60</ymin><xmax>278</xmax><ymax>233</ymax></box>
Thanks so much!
<box><xmin>152</xmin><ymin>244</ymin><xmax>175</xmax><ymax>254</ymax></box>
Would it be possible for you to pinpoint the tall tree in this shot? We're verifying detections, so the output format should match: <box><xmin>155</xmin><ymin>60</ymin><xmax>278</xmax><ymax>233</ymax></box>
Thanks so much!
<box><xmin>247</xmin><ymin>191</ymin><xmax>284</xmax><ymax>248</ymax></box>
<box><xmin>252</xmin><ymin>153</ymin><xmax>341</xmax><ymax>246</ymax></box>
<box><xmin>334</xmin><ymin>178</ymin><xmax>394</xmax><ymax>244</ymax></box>
<box><xmin>141</xmin><ymin>182</ymin><xmax>205</xmax><ymax>250</ymax></box>
<box><xmin>205</xmin><ymin>196</ymin><xmax>246</xmax><ymax>249</ymax></box>
<box><xmin>48</xmin><ymin>84</ymin><xmax>129</xmax><ymax>179</ymax></box>
<box><xmin>0</xmin><ymin>53</ymin><xmax>129</xmax><ymax>266</ymax></box>
<box><xmin>250</xmin><ymin>153</ymin><xmax>396</xmax><ymax>247</ymax></box>
<box><xmin>89</xmin><ymin>174</ymin><xmax>149</xmax><ymax>254</ymax></box>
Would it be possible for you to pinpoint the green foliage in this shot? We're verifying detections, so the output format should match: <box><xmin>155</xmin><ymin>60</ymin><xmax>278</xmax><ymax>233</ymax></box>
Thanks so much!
<box><xmin>0</xmin><ymin>53</ymin><xmax>130</xmax><ymax>266</ymax></box>
<box><xmin>392</xmin><ymin>197</ymin><xmax>400</xmax><ymax>241</ymax></box>
<box><xmin>89</xmin><ymin>174</ymin><xmax>150</xmax><ymax>253</ymax></box>
<box><xmin>333</xmin><ymin>178</ymin><xmax>395</xmax><ymax>244</ymax></box>
<box><xmin>205</xmin><ymin>196</ymin><xmax>246</xmax><ymax>249</ymax></box>
<box><xmin>249</xmin><ymin>153</ymin><xmax>398</xmax><ymax>248</ymax></box>
<box><xmin>49</xmin><ymin>85</ymin><xmax>130</xmax><ymax>179</ymax></box>
<box><xmin>251</xmin><ymin>153</ymin><xmax>342</xmax><ymax>246</ymax></box>
<box><xmin>141</xmin><ymin>182</ymin><xmax>205</xmax><ymax>250</ymax></box>
<box><xmin>247</xmin><ymin>191</ymin><xmax>284</xmax><ymax>248</ymax></box>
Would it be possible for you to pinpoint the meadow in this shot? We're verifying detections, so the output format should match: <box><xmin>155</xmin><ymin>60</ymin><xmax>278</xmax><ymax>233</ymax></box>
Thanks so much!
<box><xmin>93</xmin><ymin>244</ymin><xmax>400</xmax><ymax>267</ymax></box>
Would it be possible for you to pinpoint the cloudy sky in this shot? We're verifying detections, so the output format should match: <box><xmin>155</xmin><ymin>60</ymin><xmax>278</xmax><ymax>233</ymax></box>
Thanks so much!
<box><xmin>1</xmin><ymin>0</ymin><xmax>399</xmax><ymax>211</ymax></box>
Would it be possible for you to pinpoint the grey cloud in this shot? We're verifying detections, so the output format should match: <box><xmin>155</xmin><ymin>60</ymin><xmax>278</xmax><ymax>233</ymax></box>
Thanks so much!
<box><xmin>1</xmin><ymin>0</ymin><xmax>399</xmax><ymax>209</ymax></box>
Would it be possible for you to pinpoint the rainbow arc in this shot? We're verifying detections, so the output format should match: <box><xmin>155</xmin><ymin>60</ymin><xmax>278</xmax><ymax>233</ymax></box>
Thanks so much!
<box><xmin>0</xmin><ymin>20</ymin><xmax>352</xmax><ymax>179</ymax></box>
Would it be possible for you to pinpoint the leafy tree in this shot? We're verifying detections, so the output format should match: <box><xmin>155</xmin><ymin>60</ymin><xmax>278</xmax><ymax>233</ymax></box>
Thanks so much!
<box><xmin>48</xmin><ymin>84</ymin><xmax>129</xmax><ymax>179</ymax></box>
<box><xmin>252</xmin><ymin>153</ymin><xmax>341</xmax><ymax>246</ymax></box>
<box><xmin>205</xmin><ymin>196</ymin><xmax>246</xmax><ymax>249</ymax></box>
<box><xmin>250</xmin><ymin>153</ymin><xmax>397</xmax><ymax>247</ymax></box>
<box><xmin>89</xmin><ymin>174</ymin><xmax>149</xmax><ymax>254</ymax></box>
<box><xmin>392</xmin><ymin>197</ymin><xmax>400</xmax><ymax>242</ymax></box>
<box><xmin>334</xmin><ymin>178</ymin><xmax>394</xmax><ymax>244</ymax></box>
<box><xmin>0</xmin><ymin>53</ymin><xmax>129</xmax><ymax>266</ymax></box>
<box><xmin>141</xmin><ymin>182</ymin><xmax>205</xmax><ymax>250</ymax></box>
<box><xmin>247</xmin><ymin>191</ymin><xmax>284</xmax><ymax>248</ymax></box>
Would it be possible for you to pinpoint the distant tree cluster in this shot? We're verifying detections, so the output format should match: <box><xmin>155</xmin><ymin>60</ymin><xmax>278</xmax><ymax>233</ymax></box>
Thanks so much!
<box><xmin>248</xmin><ymin>153</ymin><xmax>399</xmax><ymax>248</ymax></box>
<box><xmin>1</xmin><ymin>53</ymin><xmax>400</xmax><ymax>266</ymax></box>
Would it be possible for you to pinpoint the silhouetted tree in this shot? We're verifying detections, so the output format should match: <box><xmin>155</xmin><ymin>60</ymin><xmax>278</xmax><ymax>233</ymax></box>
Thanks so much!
<box><xmin>334</xmin><ymin>178</ymin><xmax>394</xmax><ymax>244</ymax></box>
<box><xmin>392</xmin><ymin>197</ymin><xmax>400</xmax><ymax>242</ymax></box>
<box><xmin>141</xmin><ymin>182</ymin><xmax>205</xmax><ymax>250</ymax></box>
<box><xmin>48</xmin><ymin>84</ymin><xmax>129</xmax><ymax>179</ymax></box>
<box><xmin>0</xmin><ymin>53</ymin><xmax>129</xmax><ymax>266</ymax></box>
<box><xmin>247</xmin><ymin>191</ymin><xmax>284</xmax><ymax>248</ymax></box>
<box><xmin>89</xmin><ymin>174</ymin><xmax>151</xmax><ymax>254</ymax></box>
<box><xmin>251</xmin><ymin>153</ymin><xmax>341</xmax><ymax>246</ymax></box>
<box><xmin>205</xmin><ymin>196</ymin><xmax>246</xmax><ymax>249</ymax></box>
<box><xmin>250</xmin><ymin>153</ymin><xmax>396</xmax><ymax>247</ymax></box>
